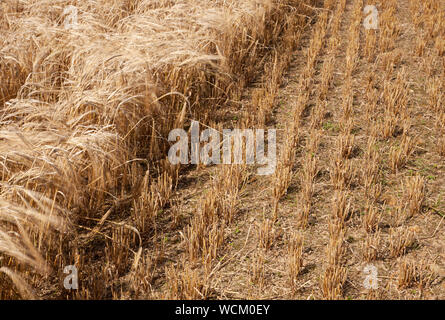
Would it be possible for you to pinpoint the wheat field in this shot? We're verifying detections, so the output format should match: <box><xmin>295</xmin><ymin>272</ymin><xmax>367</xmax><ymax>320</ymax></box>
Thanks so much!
<box><xmin>0</xmin><ymin>0</ymin><xmax>444</xmax><ymax>300</ymax></box>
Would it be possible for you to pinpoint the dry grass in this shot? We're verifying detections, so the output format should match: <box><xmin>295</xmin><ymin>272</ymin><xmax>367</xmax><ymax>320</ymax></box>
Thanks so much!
<box><xmin>1</xmin><ymin>0</ymin><xmax>444</xmax><ymax>300</ymax></box>
<box><xmin>0</xmin><ymin>0</ymin><xmax>317</xmax><ymax>299</ymax></box>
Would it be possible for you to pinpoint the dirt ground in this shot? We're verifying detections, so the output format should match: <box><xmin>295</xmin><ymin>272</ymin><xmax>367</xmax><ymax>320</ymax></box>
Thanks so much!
<box><xmin>148</xmin><ymin>0</ymin><xmax>444</xmax><ymax>300</ymax></box>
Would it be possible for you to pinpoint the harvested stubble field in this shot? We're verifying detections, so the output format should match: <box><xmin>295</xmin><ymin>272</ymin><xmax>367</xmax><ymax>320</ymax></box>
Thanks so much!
<box><xmin>0</xmin><ymin>0</ymin><xmax>443</xmax><ymax>300</ymax></box>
